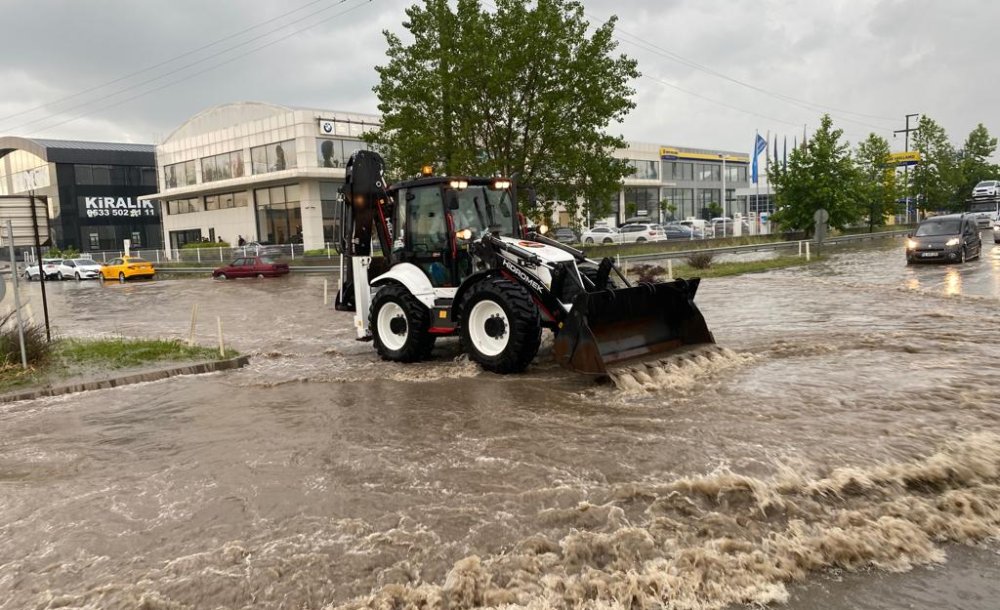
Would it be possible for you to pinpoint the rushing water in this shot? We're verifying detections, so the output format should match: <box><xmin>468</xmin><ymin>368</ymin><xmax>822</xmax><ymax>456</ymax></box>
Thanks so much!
<box><xmin>2</xmin><ymin>238</ymin><xmax>1000</xmax><ymax>609</ymax></box>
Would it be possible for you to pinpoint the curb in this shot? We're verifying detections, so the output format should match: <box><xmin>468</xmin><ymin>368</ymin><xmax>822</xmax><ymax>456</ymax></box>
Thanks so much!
<box><xmin>0</xmin><ymin>354</ymin><xmax>251</xmax><ymax>404</ymax></box>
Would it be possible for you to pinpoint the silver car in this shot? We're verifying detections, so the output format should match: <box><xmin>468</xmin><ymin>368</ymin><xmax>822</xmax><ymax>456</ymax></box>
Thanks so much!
<box><xmin>57</xmin><ymin>258</ymin><xmax>102</xmax><ymax>280</ymax></box>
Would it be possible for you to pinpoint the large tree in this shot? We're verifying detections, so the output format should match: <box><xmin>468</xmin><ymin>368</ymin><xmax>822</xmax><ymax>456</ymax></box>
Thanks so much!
<box><xmin>769</xmin><ymin>114</ymin><xmax>862</xmax><ymax>234</ymax></box>
<box><xmin>854</xmin><ymin>133</ymin><xmax>898</xmax><ymax>232</ymax></box>
<box><xmin>957</xmin><ymin>123</ymin><xmax>999</xmax><ymax>201</ymax></box>
<box><xmin>910</xmin><ymin>115</ymin><xmax>961</xmax><ymax>213</ymax></box>
<box><xmin>367</xmin><ymin>0</ymin><xmax>639</xmax><ymax>221</ymax></box>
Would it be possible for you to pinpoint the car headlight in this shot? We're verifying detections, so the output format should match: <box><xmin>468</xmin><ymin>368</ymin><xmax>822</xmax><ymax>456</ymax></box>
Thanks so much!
<box><xmin>993</xmin><ymin>225</ymin><xmax>1000</xmax><ymax>232</ymax></box>
<box><xmin>945</xmin><ymin>237</ymin><xmax>960</xmax><ymax>247</ymax></box>
<box><xmin>906</xmin><ymin>239</ymin><xmax>917</xmax><ymax>249</ymax></box>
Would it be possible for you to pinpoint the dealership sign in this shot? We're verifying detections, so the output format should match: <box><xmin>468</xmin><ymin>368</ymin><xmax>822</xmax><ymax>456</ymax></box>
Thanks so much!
<box><xmin>83</xmin><ymin>196</ymin><xmax>156</xmax><ymax>219</ymax></box>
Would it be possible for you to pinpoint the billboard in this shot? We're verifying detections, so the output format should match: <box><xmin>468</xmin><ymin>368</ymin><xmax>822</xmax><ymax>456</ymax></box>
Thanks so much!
<box><xmin>0</xmin><ymin>196</ymin><xmax>50</xmax><ymax>247</ymax></box>
<box><xmin>890</xmin><ymin>151</ymin><xmax>920</xmax><ymax>167</ymax></box>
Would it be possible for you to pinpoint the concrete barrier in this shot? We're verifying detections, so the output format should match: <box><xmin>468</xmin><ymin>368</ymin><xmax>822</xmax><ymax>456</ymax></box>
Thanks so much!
<box><xmin>0</xmin><ymin>354</ymin><xmax>251</xmax><ymax>404</ymax></box>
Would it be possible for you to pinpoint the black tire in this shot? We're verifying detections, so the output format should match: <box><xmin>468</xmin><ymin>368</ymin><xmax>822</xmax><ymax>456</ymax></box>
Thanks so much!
<box><xmin>370</xmin><ymin>283</ymin><xmax>435</xmax><ymax>362</ymax></box>
<box><xmin>118</xmin><ymin>272</ymin><xmax>126</xmax><ymax>283</ymax></box>
<box><xmin>256</xmin><ymin>273</ymin><xmax>265</xmax><ymax>279</ymax></box>
<box><xmin>585</xmin><ymin>237</ymin><xmax>594</xmax><ymax>244</ymax></box>
<box><xmin>75</xmin><ymin>272</ymin><xmax>81</xmax><ymax>281</ymax></box>
<box><xmin>24</xmin><ymin>272</ymin><xmax>32</xmax><ymax>281</ymax></box>
<box><xmin>636</xmin><ymin>237</ymin><xmax>647</xmax><ymax>243</ymax></box>
<box><xmin>218</xmin><ymin>273</ymin><xmax>229</xmax><ymax>280</ymax></box>
<box><xmin>960</xmin><ymin>247</ymin><xmax>967</xmax><ymax>264</ymax></box>
<box><xmin>602</xmin><ymin>238</ymin><xmax>613</xmax><ymax>244</ymax></box>
<box><xmin>57</xmin><ymin>272</ymin><xmax>64</xmax><ymax>281</ymax></box>
<box><xmin>459</xmin><ymin>277</ymin><xmax>541</xmax><ymax>374</ymax></box>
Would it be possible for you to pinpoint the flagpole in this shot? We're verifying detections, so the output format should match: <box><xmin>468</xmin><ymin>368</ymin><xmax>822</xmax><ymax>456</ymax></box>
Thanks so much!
<box><xmin>755</xmin><ymin>130</ymin><xmax>760</xmax><ymax>217</ymax></box>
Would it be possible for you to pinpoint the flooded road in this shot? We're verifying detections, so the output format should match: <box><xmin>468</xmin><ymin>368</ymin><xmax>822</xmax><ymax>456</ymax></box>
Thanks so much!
<box><xmin>2</xmin><ymin>237</ymin><xmax>1000</xmax><ymax>609</ymax></box>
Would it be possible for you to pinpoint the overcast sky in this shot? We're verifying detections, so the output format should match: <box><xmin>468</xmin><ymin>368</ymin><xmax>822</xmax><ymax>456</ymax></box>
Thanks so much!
<box><xmin>0</xmin><ymin>0</ymin><xmax>996</xmax><ymax>157</ymax></box>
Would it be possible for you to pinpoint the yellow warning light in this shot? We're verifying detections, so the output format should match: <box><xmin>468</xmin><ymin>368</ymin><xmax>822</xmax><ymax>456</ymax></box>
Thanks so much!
<box><xmin>438</xmin><ymin>310</ymin><xmax>447</xmax><ymax>319</ymax></box>
<box><xmin>421</xmin><ymin>165</ymin><xmax>434</xmax><ymax>176</ymax></box>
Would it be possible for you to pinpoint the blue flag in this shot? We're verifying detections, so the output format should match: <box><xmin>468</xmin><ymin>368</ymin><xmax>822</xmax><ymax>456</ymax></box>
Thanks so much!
<box><xmin>751</xmin><ymin>134</ymin><xmax>767</xmax><ymax>184</ymax></box>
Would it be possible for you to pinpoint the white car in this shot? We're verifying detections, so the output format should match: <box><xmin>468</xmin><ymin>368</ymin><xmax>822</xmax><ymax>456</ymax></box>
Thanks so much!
<box><xmin>57</xmin><ymin>258</ymin><xmax>103</xmax><ymax>280</ymax></box>
<box><xmin>24</xmin><ymin>259</ymin><xmax>62</xmax><ymax>281</ymax></box>
<box><xmin>581</xmin><ymin>226</ymin><xmax>623</xmax><ymax>244</ymax></box>
<box><xmin>619</xmin><ymin>223</ymin><xmax>667</xmax><ymax>243</ymax></box>
<box><xmin>972</xmin><ymin>180</ymin><xmax>1000</xmax><ymax>198</ymax></box>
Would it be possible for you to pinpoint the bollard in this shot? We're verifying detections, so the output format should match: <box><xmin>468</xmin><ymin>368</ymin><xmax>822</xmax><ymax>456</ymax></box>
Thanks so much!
<box><xmin>219</xmin><ymin>247</ymin><xmax>223</xmax><ymax>262</ymax></box>
<box><xmin>667</xmin><ymin>259</ymin><xmax>673</xmax><ymax>280</ymax></box>
<box><xmin>323</xmin><ymin>279</ymin><xmax>329</xmax><ymax>305</ymax></box>
<box><xmin>806</xmin><ymin>241</ymin><xmax>811</xmax><ymax>261</ymax></box>
<box><xmin>798</xmin><ymin>241</ymin><xmax>803</xmax><ymax>257</ymax></box>
<box><xmin>156</xmin><ymin>250</ymin><xmax>160</xmax><ymax>264</ymax></box>
<box><xmin>326</xmin><ymin>243</ymin><xmax>331</xmax><ymax>259</ymax></box>
<box><xmin>217</xmin><ymin>316</ymin><xmax>225</xmax><ymax>357</ymax></box>
<box><xmin>196</xmin><ymin>248</ymin><xmax>201</xmax><ymax>263</ymax></box>
<box><xmin>188</xmin><ymin>303</ymin><xmax>198</xmax><ymax>346</ymax></box>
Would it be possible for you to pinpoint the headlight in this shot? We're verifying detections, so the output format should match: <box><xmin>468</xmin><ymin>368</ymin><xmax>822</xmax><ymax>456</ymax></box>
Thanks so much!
<box><xmin>993</xmin><ymin>225</ymin><xmax>1000</xmax><ymax>232</ymax></box>
<box><xmin>945</xmin><ymin>237</ymin><xmax>960</xmax><ymax>247</ymax></box>
<box><xmin>906</xmin><ymin>239</ymin><xmax>917</xmax><ymax>249</ymax></box>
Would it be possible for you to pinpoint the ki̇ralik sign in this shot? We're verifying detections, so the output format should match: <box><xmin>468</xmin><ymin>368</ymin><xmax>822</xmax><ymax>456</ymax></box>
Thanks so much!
<box><xmin>0</xmin><ymin>196</ymin><xmax>50</xmax><ymax>247</ymax></box>
<box><xmin>83</xmin><ymin>196</ymin><xmax>157</xmax><ymax>219</ymax></box>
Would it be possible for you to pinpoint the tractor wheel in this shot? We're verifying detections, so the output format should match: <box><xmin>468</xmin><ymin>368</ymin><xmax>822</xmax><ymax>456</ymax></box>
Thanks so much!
<box><xmin>370</xmin><ymin>283</ymin><xmax>435</xmax><ymax>362</ymax></box>
<box><xmin>459</xmin><ymin>277</ymin><xmax>541</xmax><ymax>374</ymax></box>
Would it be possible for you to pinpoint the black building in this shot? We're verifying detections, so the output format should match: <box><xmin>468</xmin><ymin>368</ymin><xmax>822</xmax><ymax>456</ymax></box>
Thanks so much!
<box><xmin>0</xmin><ymin>137</ymin><xmax>161</xmax><ymax>252</ymax></box>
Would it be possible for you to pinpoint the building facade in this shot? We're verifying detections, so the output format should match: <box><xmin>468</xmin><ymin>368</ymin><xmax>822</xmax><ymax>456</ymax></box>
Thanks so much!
<box><xmin>607</xmin><ymin>143</ymin><xmax>751</xmax><ymax>227</ymax></box>
<box><xmin>148</xmin><ymin>102</ymin><xmax>378</xmax><ymax>252</ymax></box>
<box><xmin>0</xmin><ymin>137</ymin><xmax>160</xmax><ymax>251</ymax></box>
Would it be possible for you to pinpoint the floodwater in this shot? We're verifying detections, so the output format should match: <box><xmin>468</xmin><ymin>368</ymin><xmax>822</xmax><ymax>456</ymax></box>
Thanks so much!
<box><xmin>2</xmin><ymin>236</ymin><xmax>1000</xmax><ymax>610</ymax></box>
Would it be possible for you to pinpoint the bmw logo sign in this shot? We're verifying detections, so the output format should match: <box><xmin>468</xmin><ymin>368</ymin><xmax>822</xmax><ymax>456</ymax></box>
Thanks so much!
<box><xmin>321</xmin><ymin>120</ymin><xmax>334</xmax><ymax>134</ymax></box>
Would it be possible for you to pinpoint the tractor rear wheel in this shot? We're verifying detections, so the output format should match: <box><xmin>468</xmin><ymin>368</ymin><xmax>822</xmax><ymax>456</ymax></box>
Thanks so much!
<box><xmin>370</xmin><ymin>283</ymin><xmax>435</xmax><ymax>362</ymax></box>
<box><xmin>460</xmin><ymin>277</ymin><xmax>541</xmax><ymax>374</ymax></box>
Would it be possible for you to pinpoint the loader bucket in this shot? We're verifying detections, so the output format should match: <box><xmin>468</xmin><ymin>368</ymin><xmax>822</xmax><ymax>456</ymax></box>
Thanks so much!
<box><xmin>552</xmin><ymin>278</ymin><xmax>715</xmax><ymax>377</ymax></box>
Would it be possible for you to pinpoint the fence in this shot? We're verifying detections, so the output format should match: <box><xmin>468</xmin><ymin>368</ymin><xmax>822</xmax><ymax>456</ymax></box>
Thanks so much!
<box><xmin>18</xmin><ymin>242</ymin><xmax>341</xmax><ymax>265</ymax></box>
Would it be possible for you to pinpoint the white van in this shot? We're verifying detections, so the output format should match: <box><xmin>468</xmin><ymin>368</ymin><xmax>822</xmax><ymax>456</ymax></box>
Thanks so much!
<box><xmin>679</xmin><ymin>218</ymin><xmax>711</xmax><ymax>237</ymax></box>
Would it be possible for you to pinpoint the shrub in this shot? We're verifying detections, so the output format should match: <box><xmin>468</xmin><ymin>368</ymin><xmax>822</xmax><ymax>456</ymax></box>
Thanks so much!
<box><xmin>0</xmin><ymin>310</ymin><xmax>50</xmax><ymax>368</ymax></box>
<box><xmin>182</xmin><ymin>241</ymin><xmax>231</xmax><ymax>249</ymax></box>
<box><xmin>686</xmin><ymin>251</ymin><xmax>715</xmax><ymax>269</ymax></box>
<box><xmin>631</xmin><ymin>263</ymin><xmax>666</xmax><ymax>283</ymax></box>
<box><xmin>46</xmin><ymin>247</ymin><xmax>80</xmax><ymax>259</ymax></box>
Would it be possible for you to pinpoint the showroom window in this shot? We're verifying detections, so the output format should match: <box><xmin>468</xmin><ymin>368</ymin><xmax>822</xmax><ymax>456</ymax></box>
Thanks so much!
<box><xmin>164</xmin><ymin>161</ymin><xmax>197</xmax><ymax>188</ymax></box>
<box><xmin>251</xmin><ymin>140</ymin><xmax>297</xmax><ymax>174</ymax></box>
<box><xmin>201</xmin><ymin>151</ymin><xmax>245</xmax><ymax>183</ymax></box>
<box><xmin>167</xmin><ymin>197</ymin><xmax>202</xmax><ymax>215</ymax></box>
<box><xmin>317</xmin><ymin>138</ymin><xmax>366</xmax><ymax>168</ymax></box>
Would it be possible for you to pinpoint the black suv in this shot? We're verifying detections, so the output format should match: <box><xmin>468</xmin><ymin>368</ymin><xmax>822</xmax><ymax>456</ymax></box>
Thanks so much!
<box><xmin>905</xmin><ymin>214</ymin><xmax>982</xmax><ymax>264</ymax></box>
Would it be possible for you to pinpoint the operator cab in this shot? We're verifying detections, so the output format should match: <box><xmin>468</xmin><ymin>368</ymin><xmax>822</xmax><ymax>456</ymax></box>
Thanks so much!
<box><xmin>388</xmin><ymin>177</ymin><xmax>518</xmax><ymax>287</ymax></box>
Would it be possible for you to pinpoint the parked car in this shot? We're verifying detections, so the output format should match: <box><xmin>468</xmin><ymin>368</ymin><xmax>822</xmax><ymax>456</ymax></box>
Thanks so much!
<box><xmin>662</xmin><ymin>223</ymin><xmax>699</xmax><ymax>240</ymax></box>
<box><xmin>57</xmin><ymin>258</ymin><xmax>102</xmax><ymax>280</ymax></box>
<box><xmin>100</xmin><ymin>256</ymin><xmax>156</xmax><ymax>281</ymax></box>
<box><xmin>213</xmin><ymin>255</ymin><xmax>290</xmax><ymax>279</ymax></box>
<box><xmin>581</xmin><ymin>226</ymin><xmax>623</xmax><ymax>244</ymax></box>
<box><xmin>619</xmin><ymin>223</ymin><xmax>666</xmax><ymax>243</ymax></box>
<box><xmin>24</xmin><ymin>259</ymin><xmax>62</xmax><ymax>281</ymax></box>
<box><xmin>709</xmin><ymin>217</ymin><xmax>751</xmax><ymax>237</ymax></box>
<box><xmin>551</xmin><ymin>227</ymin><xmax>578</xmax><ymax>245</ymax></box>
<box><xmin>905</xmin><ymin>213</ymin><xmax>982</xmax><ymax>264</ymax></box>
<box><xmin>678</xmin><ymin>219</ymin><xmax>712</xmax><ymax>238</ymax></box>
<box><xmin>972</xmin><ymin>180</ymin><xmax>1000</xmax><ymax>198</ymax></box>
<box><xmin>993</xmin><ymin>220</ymin><xmax>1000</xmax><ymax>244</ymax></box>
<box><xmin>234</xmin><ymin>241</ymin><xmax>285</xmax><ymax>257</ymax></box>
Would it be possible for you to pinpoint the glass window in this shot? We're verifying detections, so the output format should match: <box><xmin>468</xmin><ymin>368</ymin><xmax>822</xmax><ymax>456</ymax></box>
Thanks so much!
<box><xmin>164</xmin><ymin>160</ymin><xmax>197</xmax><ymax>188</ymax></box>
<box><xmin>201</xmin><ymin>151</ymin><xmax>244</xmax><ymax>183</ymax></box>
<box><xmin>255</xmin><ymin>184</ymin><xmax>302</xmax><ymax>244</ymax></box>
<box><xmin>141</xmin><ymin>167</ymin><xmax>158</xmax><ymax>186</ymax></box>
<box><xmin>696</xmin><ymin>164</ymin><xmax>721</xmax><ymax>181</ymax></box>
<box><xmin>317</xmin><ymin>138</ymin><xmax>367</xmax><ymax>168</ymax></box>
<box><xmin>234</xmin><ymin>191</ymin><xmax>248</xmax><ymax>207</ymax></box>
<box><xmin>205</xmin><ymin>195</ymin><xmax>220</xmax><ymax>211</ymax></box>
<box><xmin>627</xmin><ymin>159</ymin><xmax>658</xmax><ymax>180</ymax></box>
<box><xmin>167</xmin><ymin>198</ymin><xmax>202</xmax><ymax>215</ymax></box>
<box><xmin>74</xmin><ymin>165</ymin><xmax>93</xmax><ymax>185</ymax></box>
<box><xmin>251</xmin><ymin>140</ymin><xmax>296</xmax><ymax>174</ymax></box>
<box><xmin>661</xmin><ymin>188</ymin><xmax>695</xmax><ymax>220</ymax></box>
<box><xmin>91</xmin><ymin>165</ymin><xmax>112</xmax><ymax>184</ymax></box>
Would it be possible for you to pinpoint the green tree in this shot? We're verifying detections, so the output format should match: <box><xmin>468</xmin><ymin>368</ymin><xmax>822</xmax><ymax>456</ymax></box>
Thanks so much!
<box><xmin>367</xmin><ymin>0</ymin><xmax>639</xmax><ymax>220</ymax></box>
<box><xmin>911</xmin><ymin>115</ymin><xmax>961</xmax><ymax>213</ymax></box>
<box><xmin>769</xmin><ymin>114</ymin><xmax>862</xmax><ymax>234</ymax></box>
<box><xmin>957</xmin><ymin>123</ymin><xmax>999</xmax><ymax>201</ymax></box>
<box><xmin>854</xmin><ymin>133</ymin><xmax>898</xmax><ymax>232</ymax></box>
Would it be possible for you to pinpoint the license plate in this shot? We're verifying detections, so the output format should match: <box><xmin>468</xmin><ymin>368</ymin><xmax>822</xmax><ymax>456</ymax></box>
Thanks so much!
<box><xmin>920</xmin><ymin>252</ymin><xmax>939</xmax><ymax>258</ymax></box>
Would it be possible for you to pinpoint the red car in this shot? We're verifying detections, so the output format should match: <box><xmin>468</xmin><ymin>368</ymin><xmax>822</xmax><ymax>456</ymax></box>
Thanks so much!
<box><xmin>212</xmin><ymin>255</ymin><xmax>289</xmax><ymax>279</ymax></box>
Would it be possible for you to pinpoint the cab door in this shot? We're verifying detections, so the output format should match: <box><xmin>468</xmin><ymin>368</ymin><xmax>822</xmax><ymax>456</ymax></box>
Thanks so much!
<box><xmin>395</xmin><ymin>185</ymin><xmax>455</xmax><ymax>287</ymax></box>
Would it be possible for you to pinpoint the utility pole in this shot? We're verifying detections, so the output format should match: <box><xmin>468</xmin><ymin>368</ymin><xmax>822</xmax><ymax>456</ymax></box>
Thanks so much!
<box><xmin>894</xmin><ymin>114</ymin><xmax>920</xmax><ymax>223</ymax></box>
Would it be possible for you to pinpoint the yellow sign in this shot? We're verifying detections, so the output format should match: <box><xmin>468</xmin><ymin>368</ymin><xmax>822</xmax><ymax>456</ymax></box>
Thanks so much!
<box><xmin>890</xmin><ymin>151</ymin><xmax>920</xmax><ymax>167</ymax></box>
<box><xmin>658</xmin><ymin>146</ymin><xmax>748</xmax><ymax>163</ymax></box>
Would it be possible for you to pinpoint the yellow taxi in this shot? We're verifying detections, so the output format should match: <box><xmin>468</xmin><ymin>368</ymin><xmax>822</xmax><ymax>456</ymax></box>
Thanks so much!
<box><xmin>100</xmin><ymin>255</ymin><xmax>156</xmax><ymax>282</ymax></box>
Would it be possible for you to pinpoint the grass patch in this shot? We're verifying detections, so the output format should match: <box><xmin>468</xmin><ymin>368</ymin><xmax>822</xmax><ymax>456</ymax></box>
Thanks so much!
<box><xmin>669</xmin><ymin>255</ymin><xmax>822</xmax><ymax>278</ymax></box>
<box><xmin>57</xmin><ymin>338</ymin><xmax>237</xmax><ymax>368</ymax></box>
<box><xmin>0</xmin><ymin>337</ymin><xmax>239</xmax><ymax>394</ymax></box>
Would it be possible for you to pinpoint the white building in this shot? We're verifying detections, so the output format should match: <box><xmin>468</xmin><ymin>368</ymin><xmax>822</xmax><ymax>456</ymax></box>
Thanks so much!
<box><xmin>145</xmin><ymin>102</ymin><xmax>378</xmax><ymax>252</ymax></box>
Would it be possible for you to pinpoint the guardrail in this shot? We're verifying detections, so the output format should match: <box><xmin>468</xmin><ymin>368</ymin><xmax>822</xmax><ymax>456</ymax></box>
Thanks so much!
<box><xmin>153</xmin><ymin>265</ymin><xmax>338</xmax><ymax>274</ymax></box>
<box><xmin>614</xmin><ymin>229</ymin><xmax>910</xmax><ymax>262</ymax></box>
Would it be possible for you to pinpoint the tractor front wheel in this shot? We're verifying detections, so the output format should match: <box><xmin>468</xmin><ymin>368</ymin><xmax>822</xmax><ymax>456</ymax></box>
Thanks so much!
<box><xmin>370</xmin><ymin>283</ymin><xmax>435</xmax><ymax>362</ymax></box>
<box><xmin>460</xmin><ymin>278</ymin><xmax>541</xmax><ymax>374</ymax></box>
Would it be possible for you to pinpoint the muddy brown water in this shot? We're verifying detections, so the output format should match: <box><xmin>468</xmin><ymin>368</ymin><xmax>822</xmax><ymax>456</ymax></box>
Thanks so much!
<box><xmin>2</xmin><ymin>240</ymin><xmax>1000</xmax><ymax>609</ymax></box>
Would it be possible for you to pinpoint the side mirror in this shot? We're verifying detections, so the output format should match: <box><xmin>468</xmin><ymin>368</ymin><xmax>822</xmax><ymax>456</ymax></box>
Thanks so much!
<box><xmin>446</xmin><ymin>192</ymin><xmax>460</xmax><ymax>210</ymax></box>
<box><xmin>522</xmin><ymin>186</ymin><xmax>537</xmax><ymax>207</ymax></box>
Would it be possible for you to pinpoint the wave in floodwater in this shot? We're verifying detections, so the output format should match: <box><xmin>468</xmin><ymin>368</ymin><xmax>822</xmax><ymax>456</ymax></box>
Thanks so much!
<box><xmin>607</xmin><ymin>345</ymin><xmax>753</xmax><ymax>393</ymax></box>
<box><xmin>337</xmin><ymin>433</ymin><xmax>1000</xmax><ymax>610</ymax></box>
